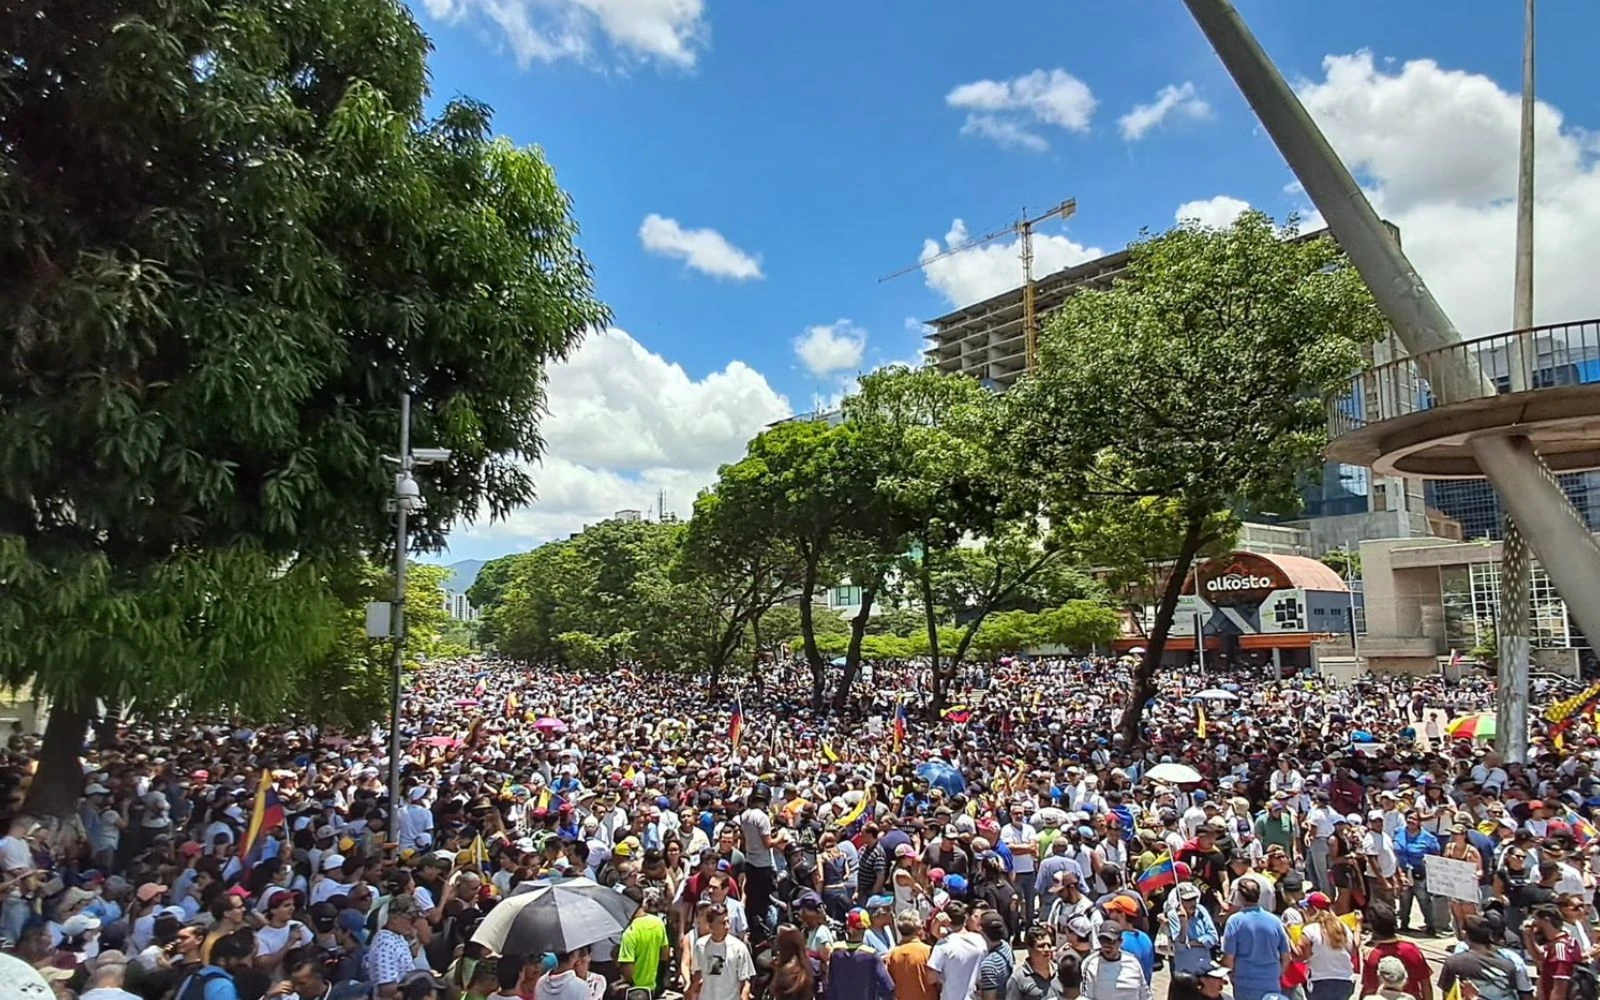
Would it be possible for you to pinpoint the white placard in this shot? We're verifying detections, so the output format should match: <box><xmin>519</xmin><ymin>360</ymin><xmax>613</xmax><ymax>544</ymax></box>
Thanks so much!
<box><xmin>1423</xmin><ymin>854</ymin><xmax>1480</xmax><ymax>903</ymax></box>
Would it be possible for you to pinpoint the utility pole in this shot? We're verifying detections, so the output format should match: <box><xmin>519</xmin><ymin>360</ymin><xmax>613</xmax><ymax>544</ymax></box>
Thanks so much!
<box><xmin>387</xmin><ymin>393</ymin><xmax>411</xmax><ymax>817</ymax></box>
<box><xmin>1498</xmin><ymin>0</ymin><xmax>1537</xmax><ymax>764</ymax></box>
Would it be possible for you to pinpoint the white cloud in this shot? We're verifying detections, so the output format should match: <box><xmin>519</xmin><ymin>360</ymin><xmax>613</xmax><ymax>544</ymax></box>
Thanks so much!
<box><xmin>426</xmin><ymin>0</ymin><xmax>707</xmax><ymax>70</ymax></box>
<box><xmin>946</xmin><ymin>69</ymin><xmax>1097</xmax><ymax>151</ymax></box>
<box><xmin>960</xmin><ymin>115</ymin><xmax>1048</xmax><ymax>153</ymax></box>
<box><xmin>1118</xmin><ymin>81</ymin><xmax>1213</xmax><ymax>141</ymax></box>
<box><xmin>794</xmin><ymin>320</ymin><xmax>867</xmax><ymax>377</ymax></box>
<box><xmin>638</xmin><ymin>214</ymin><xmax>763</xmax><ymax>281</ymax></box>
<box><xmin>1294</xmin><ymin>51</ymin><xmax>1600</xmax><ymax>334</ymax></box>
<box><xmin>1175</xmin><ymin>195</ymin><xmax>1251</xmax><ymax>229</ymax></box>
<box><xmin>457</xmin><ymin>328</ymin><xmax>791</xmax><ymax>547</ymax></box>
<box><xmin>917</xmin><ymin>219</ymin><xmax>1105</xmax><ymax>308</ymax></box>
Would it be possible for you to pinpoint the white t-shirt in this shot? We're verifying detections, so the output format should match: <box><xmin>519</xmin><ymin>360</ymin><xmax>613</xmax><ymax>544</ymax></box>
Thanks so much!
<box><xmin>0</xmin><ymin>835</ymin><xmax>32</xmax><ymax>875</ymax></box>
<box><xmin>928</xmin><ymin>929</ymin><xmax>986</xmax><ymax>1000</ymax></box>
<box><xmin>736</xmin><ymin>809</ymin><xmax>774</xmax><ymax>868</ymax></box>
<box><xmin>255</xmin><ymin>921</ymin><xmax>310</xmax><ymax>960</ymax></box>
<box><xmin>534</xmin><ymin>969</ymin><xmax>596</xmax><ymax>1000</ymax></box>
<box><xmin>1001</xmin><ymin>823</ymin><xmax>1038</xmax><ymax>874</ymax></box>
<box><xmin>692</xmin><ymin>934</ymin><xmax>754</xmax><ymax>1000</ymax></box>
<box><xmin>1301</xmin><ymin>923</ymin><xmax>1356</xmax><ymax>982</ymax></box>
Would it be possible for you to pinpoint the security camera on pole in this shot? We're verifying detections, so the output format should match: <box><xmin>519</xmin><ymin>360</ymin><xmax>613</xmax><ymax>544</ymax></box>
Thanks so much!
<box><xmin>373</xmin><ymin>393</ymin><xmax>451</xmax><ymax>817</ymax></box>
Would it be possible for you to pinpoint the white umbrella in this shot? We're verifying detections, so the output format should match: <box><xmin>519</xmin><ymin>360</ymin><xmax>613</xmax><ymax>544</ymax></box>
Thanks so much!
<box><xmin>1191</xmin><ymin>689</ymin><xmax>1239</xmax><ymax>701</ymax></box>
<box><xmin>1128</xmin><ymin>647</ymin><xmax>1147</xmax><ymax>655</ymax></box>
<box><xmin>1145</xmin><ymin>762</ymin><xmax>1204</xmax><ymax>785</ymax></box>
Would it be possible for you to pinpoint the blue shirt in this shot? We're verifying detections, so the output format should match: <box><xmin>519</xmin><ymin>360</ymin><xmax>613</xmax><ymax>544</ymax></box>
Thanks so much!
<box><xmin>1121</xmin><ymin>929</ymin><xmax>1156</xmax><ymax>983</ymax></box>
<box><xmin>178</xmin><ymin>966</ymin><xmax>241</xmax><ymax>1000</ymax></box>
<box><xmin>1221</xmin><ymin>906</ymin><xmax>1291</xmax><ymax>993</ymax></box>
<box><xmin>1393</xmin><ymin>827</ymin><xmax>1441</xmax><ymax>873</ymax></box>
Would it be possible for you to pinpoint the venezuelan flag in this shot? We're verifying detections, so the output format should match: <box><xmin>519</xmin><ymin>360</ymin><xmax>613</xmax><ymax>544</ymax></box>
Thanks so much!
<box><xmin>1196</xmin><ymin>705</ymin><xmax>1208</xmax><ymax>740</ymax></box>
<box><xmin>1134</xmin><ymin>853</ymin><xmax>1176</xmax><ymax>896</ymax></box>
<box><xmin>239</xmin><ymin>771</ymin><xmax>285</xmax><ymax>871</ymax></box>
<box><xmin>893</xmin><ymin>702</ymin><xmax>907</xmax><ymax>755</ymax></box>
<box><xmin>729</xmin><ymin>695</ymin><xmax>745</xmax><ymax>751</ymax></box>
<box><xmin>1565</xmin><ymin>809</ymin><xmax>1598</xmax><ymax>846</ymax></box>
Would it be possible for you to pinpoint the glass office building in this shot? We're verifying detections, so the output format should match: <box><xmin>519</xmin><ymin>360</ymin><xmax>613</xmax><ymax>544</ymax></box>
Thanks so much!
<box><xmin>1425</xmin><ymin>471</ymin><xmax>1600</xmax><ymax>542</ymax></box>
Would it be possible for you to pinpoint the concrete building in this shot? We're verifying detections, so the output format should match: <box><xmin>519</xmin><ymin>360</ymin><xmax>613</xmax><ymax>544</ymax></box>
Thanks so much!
<box><xmin>444</xmin><ymin>590</ymin><xmax>478</xmax><ymax>622</ymax></box>
<box><xmin>1357</xmin><ymin>535</ymin><xmax>1590</xmax><ymax>677</ymax></box>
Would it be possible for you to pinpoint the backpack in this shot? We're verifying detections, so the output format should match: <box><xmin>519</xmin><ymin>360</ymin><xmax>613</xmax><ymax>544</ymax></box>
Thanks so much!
<box><xmin>1570</xmin><ymin>961</ymin><xmax>1600</xmax><ymax>1000</ymax></box>
<box><xmin>177</xmin><ymin>968</ymin><xmax>231</xmax><ymax>1000</ymax></box>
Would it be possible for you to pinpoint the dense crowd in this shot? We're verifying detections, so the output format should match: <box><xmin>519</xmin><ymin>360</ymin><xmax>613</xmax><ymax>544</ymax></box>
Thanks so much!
<box><xmin>0</xmin><ymin>654</ymin><xmax>1594</xmax><ymax>1000</ymax></box>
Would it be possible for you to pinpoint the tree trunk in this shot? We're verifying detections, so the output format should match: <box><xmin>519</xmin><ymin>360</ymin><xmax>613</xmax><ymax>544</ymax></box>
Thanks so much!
<box><xmin>946</xmin><ymin>549</ymin><xmax>1056</xmax><ymax>680</ymax></box>
<box><xmin>1117</xmin><ymin>516</ymin><xmax>1207</xmax><ymax>748</ymax></box>
<box><xmin>25</xmin><ymin>698</ymin><xmax>90</xmax><ymax>817</ymax></box>
<box><xmin>797</xmin><ymin>554</ymin><xmax>826</xmax><ymax>713</ymax></box>
<box><xmin>751</xmin><ymin>615</ymin><xmax>765</xmax><ymax>699</ymax></box>
<box><xmin>832</xmin><ymin>575</ymin><xmax>882</xmax><ymax>712</ymax></box>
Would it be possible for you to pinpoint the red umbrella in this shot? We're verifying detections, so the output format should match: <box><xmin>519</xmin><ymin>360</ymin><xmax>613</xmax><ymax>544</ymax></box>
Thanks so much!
<box><xmin>534</xmin><ymin>717</ymin><xmax>568</xmax><ymax>733</ymax></box>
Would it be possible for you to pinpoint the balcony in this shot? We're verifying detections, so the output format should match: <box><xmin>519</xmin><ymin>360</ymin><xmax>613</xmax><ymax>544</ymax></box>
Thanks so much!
<box><xmin>1326</xmin><ymin>319</ymin><xmax>1600</xmax><ymax>477</ymax></box>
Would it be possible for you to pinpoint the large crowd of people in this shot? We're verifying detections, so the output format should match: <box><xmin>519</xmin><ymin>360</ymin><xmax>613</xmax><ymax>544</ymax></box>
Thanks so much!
<box><xmin>0</xmin><ymin>653</ymin><xmax>1594</xmax><ymax>1000</ymax></box>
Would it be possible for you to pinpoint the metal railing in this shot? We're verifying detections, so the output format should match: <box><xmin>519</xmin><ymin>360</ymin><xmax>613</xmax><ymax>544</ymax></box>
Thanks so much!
<box><xmin>1328</xmin><ymin>319</ymin><xmax>1600</xmax><ymax>437</ymax></box>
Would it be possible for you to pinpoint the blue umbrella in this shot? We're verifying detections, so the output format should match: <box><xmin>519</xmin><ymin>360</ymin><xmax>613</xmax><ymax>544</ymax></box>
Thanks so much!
<box><xmin>915</xmin><ymin>761</ymin><xmax>967</xmax><ymax>796</ymax></box>
<box><xmin>1351</xmin><ymin>729</ymin><xmax>1376</xmax><ymax>743</ymax></box>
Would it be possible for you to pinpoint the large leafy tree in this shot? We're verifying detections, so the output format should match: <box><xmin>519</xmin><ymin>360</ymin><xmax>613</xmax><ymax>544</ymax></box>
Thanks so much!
<box><xmin>1004</xmin><ymin>212</ymin><xmax>1384</xmax><ymax>745</ymax></box>
<box><xmin>846</xmin><ymin>366</ymin><xmax>1043</xmax><ymax>712</ymax></box>
<box><xmin>0</xmin><ymin>0</ymin><xmax>607</xmax><ymax>807</ymax></box>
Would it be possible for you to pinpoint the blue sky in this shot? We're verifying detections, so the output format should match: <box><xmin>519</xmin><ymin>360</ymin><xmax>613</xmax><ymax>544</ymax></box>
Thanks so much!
<box><xmin>415</xmin><ymin>0</ymin><xmax>1600</xmax><ymax>563</ymax></box>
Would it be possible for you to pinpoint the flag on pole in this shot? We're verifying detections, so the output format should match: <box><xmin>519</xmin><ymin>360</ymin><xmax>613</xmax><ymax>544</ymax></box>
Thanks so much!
<box><xmin>729</xmin><ymin>695</ymin><xmax>745</xmax><ymax>751</ymax></box>
<box><xmin>1134</xmin><ymin>853</ymin><xmax>1177</xmax><ymax>896</ymax></box>
<box><xmin>1564</xmin><ymin>808</ymin><xmax>1598</xmax><ymax>845</ymax></box>
<box><xmin>471</xmin><ymin>833</ymin><xmax>489</xmax><ymax>870</ymax></box>
<box><xmin>1196</xmin><ymin>705</ymin><xmax>1208</xmax><ymax>740</ymax></box>
<box><xmin>239</xmin><ymin>771</ymin><xmax>285</xmax><ymax>871</ymax></box>
<box><xmin>892</xmin><ymin>701</ymin><xmax>908</xmax><ymax>755</ymax></box>
<box><xmin>505</xmin><ymin>690</ymin><xmax>520</xmax><ymax>717</ymax></box>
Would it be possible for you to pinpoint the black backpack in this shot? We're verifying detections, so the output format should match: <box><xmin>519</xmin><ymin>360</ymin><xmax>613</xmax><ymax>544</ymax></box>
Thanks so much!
<box><xmin>1570</xmin><ymin>962</ymin><xmax>1600</xmax><ymax>1000</ymax></box>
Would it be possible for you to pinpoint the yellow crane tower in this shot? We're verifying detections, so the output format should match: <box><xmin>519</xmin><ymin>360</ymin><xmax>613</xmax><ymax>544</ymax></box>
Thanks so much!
<box><xmin>881</xmin><ymin>198</ymin><xmax>1077</xmax><ymax>372</ymax></box>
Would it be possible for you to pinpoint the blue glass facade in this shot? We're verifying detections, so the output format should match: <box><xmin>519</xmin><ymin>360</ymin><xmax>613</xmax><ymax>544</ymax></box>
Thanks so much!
<box><xmin>1425</xmin><ymin>471</ymin><xmax>1600</xmax><ymax>541</ymax></box>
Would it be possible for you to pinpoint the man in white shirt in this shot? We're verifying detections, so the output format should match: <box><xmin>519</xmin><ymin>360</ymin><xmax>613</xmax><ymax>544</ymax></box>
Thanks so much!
<box><xmin>394</xmin><ymin>787</ymin><xmax>435</xmax><ymax>853</ymax></box>
<box><xmin>927</xmin><ymin>901</ymin><xmax>987</xmax><ymax>1000</ymax></box>
<box><xmin>1000</xmin><ymin>807</ymin><xmax>1040</xmax><ymax>928</ymax></box>
<box><xmin>1082</xmin><ymin>925</ymin><xmax>1152</xmax><ymax>1000</ymax></box>
<box><xmin>1361</xmin><ymin>812</ymin><xmax>1399</xmax><ymax>905</ymax></box>
<box><xmin>1303</xmin><ymin>791</ymin><xmax>1337</xmax><ymax>892</ymax></box>
<box><xmin>691</xmin><ymin>904</ymin><xmax>754</xmax><ymax>1000</ymax></box>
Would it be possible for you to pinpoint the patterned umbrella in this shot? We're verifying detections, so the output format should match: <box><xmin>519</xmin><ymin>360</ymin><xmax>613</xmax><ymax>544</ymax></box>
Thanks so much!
<box><xmin>471</xmin><ymin>877</ymin><xmax>637</xmax><ymax>955</ymax></box>
<box><xmin>1446</xmin><ymin>712</ymin><xmax>1496</xmax><ymax>741</ymax></box>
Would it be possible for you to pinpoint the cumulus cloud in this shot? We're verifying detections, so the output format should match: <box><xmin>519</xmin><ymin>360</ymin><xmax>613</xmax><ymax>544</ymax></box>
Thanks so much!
<box><xmin>1175</xmin><ymin>195</ymin><xmax>1251</xmax><ymax>229</ymax></box>
<box><xmin>1295</xmin><ymin>51</ymin><xmax>1600</xmax><ymax>334</ymax></box>
<box><xmin>455</xmin><ymin>328</ymin><xmax>791</xmax><ymax>548</ymax></box>
<box><xmin>946</xmin><ymin>69</ymin><xmax>1097</xmax><ymax>152</ymax></box>
<box><xmin>424</xmin><ymin>0</ymin><xmax>707</xmax><ymax>69</ymax></box>
<box><xmin>639</xmin><ymin>214</ymin><xmax>764</xmax><ymax>281</ymax></box>
<box><xmin>917</xmin><ymin>219</ymin><xmax>1105</xmax><ymax>309</ymax></box>
<box><xmin>1118</xmin><ymin>82</ymin><xmax>1213</xmax><ymax>141</ymax></box>
<box><xmin>794</xmin><ymin>320</ymin><xmax>867</xmax><ymax>377</ymax></box>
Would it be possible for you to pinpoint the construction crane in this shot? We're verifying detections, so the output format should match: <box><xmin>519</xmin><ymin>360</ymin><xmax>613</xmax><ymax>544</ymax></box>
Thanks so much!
<box><xmin>881</xmin><ymin>198</ymin><xmax>1077</xmax><ymax>372</ymax></box>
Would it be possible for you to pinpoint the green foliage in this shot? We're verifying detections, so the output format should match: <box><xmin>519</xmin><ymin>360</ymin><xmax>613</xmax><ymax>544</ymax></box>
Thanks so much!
<box><xmin>1319</xmin><ymin>548</ymin><xmax>1361</xmax><ymax>580</ymax></box>
<box><xmin>1037</xmin><ymin>600</ymin><xmax>1122</xmax><ymax>650</ymax></box>
<box><xmin>0</xmin><ymin>0</ymin><xmax>607</xmax><ymax>804</ymax></box>
<box><xmin>0</xmin><ymin>539</ymin><xmax>341</xmax><ymax>714</ymax></box>
<box><xmin>1004</xmin><ymin>212</ymin><xmax>1385</xmax><ymax>742</ymax></box>
<box><xmin>283</xmin><ymin>559</ymin><xmax>455</xmax><ymax>727</ymax></box>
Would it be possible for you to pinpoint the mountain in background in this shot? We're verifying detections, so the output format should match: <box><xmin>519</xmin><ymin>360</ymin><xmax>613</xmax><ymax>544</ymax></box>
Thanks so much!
<box><xmin>440</xmin><ymin>559</ymin><xmax>486</xmax><ymax>592</ymax></box>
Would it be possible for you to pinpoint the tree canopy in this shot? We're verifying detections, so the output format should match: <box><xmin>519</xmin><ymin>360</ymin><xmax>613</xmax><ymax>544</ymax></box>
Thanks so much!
<box><xmin>0</xmin><ymin>0</ymin><xmax>607</xmax><ymax>808</ymax></box>
<box><xmin>1005</xmin><ymin>211</ymin><xmax>1385</xmax><ymax>744</ymax></box>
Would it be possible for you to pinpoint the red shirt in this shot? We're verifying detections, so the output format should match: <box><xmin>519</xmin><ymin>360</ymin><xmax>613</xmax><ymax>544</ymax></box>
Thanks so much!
<box><xmin>1362</xmin><ymin>941</ymin><xmax>1432</xmax><ymax>998</ymax></box>
<box><xmin>1540</xmin><ymin>933</ymin><xmax>1580</xmax><ymax>1000</ymax></box>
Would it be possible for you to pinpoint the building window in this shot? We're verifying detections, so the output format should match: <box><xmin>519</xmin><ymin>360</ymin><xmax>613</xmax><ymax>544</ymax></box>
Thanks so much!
<box><xmin>1467</xmin><ymin>560</ymin><xmax>1574</xmax><ymax>649</ymax></box>
<box><xmin>830</xmin><ymin>585</ymin><xmax>863</xmax><ymax>608</ymax></box>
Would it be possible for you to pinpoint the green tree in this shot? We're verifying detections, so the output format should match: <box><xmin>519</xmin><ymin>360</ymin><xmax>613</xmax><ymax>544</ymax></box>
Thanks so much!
<box><xmin>1319</xmin><ymin>548</ymin><xmax>1361</xmax><ymax>581</ymax></box>
<box><xmin>728</xmin><ymin>421</ymin><xmax>865</xmax><ymax>709</ymax></box>
<box><xmin>0</xmin><ymin>0</ymin><xmax>608</xmax><ymax>807</ymax></box>
<box><xmin>1004</xmin><ymin>212</ymin><xmax>1384</xmax><ymax>746</ymax></box>
<box><xmin>286</xmin><ymin>559</ymin><xmax>454</xmax><ymax>728</ymax></box>
<box><xmin>1037</xmin><ymin>600</ymin><xmax>1122</xmax><ymax>651</ymax></box>
<box><xmin>846</xmin><ymin>367</ymin><xmax>1045</xmax><ymax>712</ymax></box>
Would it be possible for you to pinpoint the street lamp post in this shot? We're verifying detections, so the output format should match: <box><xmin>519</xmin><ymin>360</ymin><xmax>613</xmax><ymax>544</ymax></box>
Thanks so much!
<box><xmin>385</xmin><ymin>392</ymin><xmax>450</xmax><ymax>818</ymax></box>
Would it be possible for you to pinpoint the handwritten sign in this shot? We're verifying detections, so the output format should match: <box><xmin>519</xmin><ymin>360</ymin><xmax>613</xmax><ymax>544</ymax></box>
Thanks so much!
<box><xmin>1423</xmin><ymin>855</ymin><xmax>1481</xmax><ymax>903</ymax></box>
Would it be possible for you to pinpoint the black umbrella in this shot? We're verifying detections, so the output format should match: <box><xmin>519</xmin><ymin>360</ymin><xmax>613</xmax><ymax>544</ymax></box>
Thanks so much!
<box><xmin>472</xmin><ymin>877</ymin><xmax>639</xmax><ymax>955</ymax></box>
